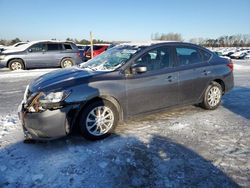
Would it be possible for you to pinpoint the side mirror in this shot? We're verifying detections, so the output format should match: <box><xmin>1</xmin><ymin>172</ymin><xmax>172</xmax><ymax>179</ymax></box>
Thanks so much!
<box><xmin>132</xmin><ymin>66</ymin><xmax>147</xmax><ymax>74</ymax></box>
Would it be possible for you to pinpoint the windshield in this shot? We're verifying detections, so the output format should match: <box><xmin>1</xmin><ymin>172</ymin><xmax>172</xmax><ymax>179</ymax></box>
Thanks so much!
<box><xmin>80</xmin><ymin>45</ymin><xmax>142</xmax><ymax>71</ymax></box>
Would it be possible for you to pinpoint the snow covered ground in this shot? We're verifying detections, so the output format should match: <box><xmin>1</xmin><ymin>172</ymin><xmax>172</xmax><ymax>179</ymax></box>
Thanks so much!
<box><xmin>0</xmin><ymin>61</ymin><xmax>250</xmax><ymax>187</ymax></box>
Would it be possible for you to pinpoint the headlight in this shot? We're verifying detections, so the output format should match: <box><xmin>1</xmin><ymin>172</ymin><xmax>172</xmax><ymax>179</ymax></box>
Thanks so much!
<box><xmin>40</xmin><ymin>91</ymin><xmax>71</xmax><ymax>104</ymax></box>
<box><xmin>0</xmin><ymin>55</ymin><xmax>6</xmax><ymax>60</ymax></box>
<box><xmin>27</xmin><ymin>90</ymin><xmax>71</xmax><ymax>112</ymax></box>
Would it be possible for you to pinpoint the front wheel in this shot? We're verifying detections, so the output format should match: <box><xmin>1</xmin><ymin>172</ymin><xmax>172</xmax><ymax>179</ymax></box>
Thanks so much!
<box><xmin>79</xmin><ymin>100</ymin><xmax>118</xmax><ymax>140</ymax></box>
<box><xmin>200</xmin><ymin>82</ymin><xmax>223</xmax><ymax>110</ymax></box>
<box><xmin>9</xmin><ymin>59</ymin><xmax>25</xmax><ymax>70</ymax></box>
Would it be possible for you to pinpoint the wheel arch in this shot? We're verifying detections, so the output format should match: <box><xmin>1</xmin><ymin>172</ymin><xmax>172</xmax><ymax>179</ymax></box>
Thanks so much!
<box><xmin>212</xmin><ymin>79</ymin><xmax>225</xmax><ymax>94</ymax></box>
<box><xmin>70</xmin><ymin>95</ymin><xmax>124</xmax><ymax>132</ymax></box>
<box><xmin>7</xmin><ymin>58</ymin><xmax>26</xmax><ymax>68</ymax></box>
<box><xmin>198</xmin><ymin>78</ymin><xmax>225</xmax><ymax>104</ymax></box>
<box><xmin>60</xmin><ymin>57</ymin><xmax>74</xmax><ymax>67</ymax></box>
<box><xmin>84</xmin><ymin>95</ymin><xmax>123</xmax><ymax>121</ymax></box>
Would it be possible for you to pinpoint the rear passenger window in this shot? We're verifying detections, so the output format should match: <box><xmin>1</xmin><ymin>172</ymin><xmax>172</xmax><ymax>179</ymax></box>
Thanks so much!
<box><xmin>47</xmin><ymin>43</ymin><xmax>61</xmax><ymax>51</ymax></box>
<box><xmin>200</xmin><ymin>50</ymin><xmax>212</xmax><ymax>62</ymax></box>
<box><xmin>176</xmin><ymin>47</ymin><xmax>202</xmax><ymax>65</ymax></box>
<box><xmin>64</xmin><ymin>44</ymin><xmax>72</xmax><ymax>50</ymax></box>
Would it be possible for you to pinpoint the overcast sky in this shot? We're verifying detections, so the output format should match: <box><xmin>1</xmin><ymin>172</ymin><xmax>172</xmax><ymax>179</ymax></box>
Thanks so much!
<box><xmin>0</xmin><ymin>0</ymin><xmax>249</xmax><ymax>41</ymax></box>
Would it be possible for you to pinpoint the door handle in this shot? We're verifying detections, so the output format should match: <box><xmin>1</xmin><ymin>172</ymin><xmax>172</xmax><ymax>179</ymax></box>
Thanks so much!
<box><xmin>203</xmin><ymin>70</ymin><xmax>211</xmax><ymax>75</ymax></box>
<box><xmin>165</xmin><ymin>75</ymin><xmax>174</xmax><ymax>82</ymax></box>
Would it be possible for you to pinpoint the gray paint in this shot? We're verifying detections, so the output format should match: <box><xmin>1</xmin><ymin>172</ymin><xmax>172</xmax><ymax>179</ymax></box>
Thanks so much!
<box><xmin>18</xmin><ymin>42</ymin><xmax>234</xmax><ymax>140</ymax></box>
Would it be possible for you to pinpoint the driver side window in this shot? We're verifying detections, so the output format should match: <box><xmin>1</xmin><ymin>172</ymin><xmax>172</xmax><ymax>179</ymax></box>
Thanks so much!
<box><xmin>29</xmin><ymin>43</ymin><xmax>46</xmax><ymax>52</ymax></box>
<box><xmin>133</xmin><ymin>46</ymin><xmax>172</xmax><ymax>72</ymax></box>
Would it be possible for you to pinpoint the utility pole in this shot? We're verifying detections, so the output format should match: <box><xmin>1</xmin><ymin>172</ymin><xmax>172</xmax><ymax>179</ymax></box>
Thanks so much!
<box><xmin>90</xmin><ymin>31</ymin><xmax>94</xmax><ymax>59</ymax></box>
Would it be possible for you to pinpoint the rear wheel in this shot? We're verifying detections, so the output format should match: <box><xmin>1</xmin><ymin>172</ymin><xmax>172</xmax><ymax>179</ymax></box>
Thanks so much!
<box><xmin>8</xmin><ymin>59</ymin><xmax>25</xmax><ymax>70</ymax></box>
<box><xmin>200</xmin><ymin>81</ymin><xmax>222</xmax><ymax>110</ymax></box>
<box><xmin>79</xmin><ymin>100</ymin><xmax>118</xmax><ymax>140</ymax></box>
<box><xmin>61</xmin><ymin>58</ymin><xmax>74</xmax><ymax>68</ymax></box>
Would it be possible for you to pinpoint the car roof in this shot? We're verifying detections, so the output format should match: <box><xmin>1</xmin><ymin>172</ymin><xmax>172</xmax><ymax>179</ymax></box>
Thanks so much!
<box><xmin>118</xmin><ymin>41</ymin><xmax>198</xmax><ymax>48</ymax></box>
<box><xmin>93</xmin><ymin>43</ymin><xmax>110</xmax><ymax>46</ymax></box>
<box><xmin>29</xmin><ymin>40</ymin><xmax>74</xmax><ymax>44</ymax></box>
<box><xmin>2</xmin><ymin>40</ymin><xmax>75</xmax><ymax>53</ymax></box>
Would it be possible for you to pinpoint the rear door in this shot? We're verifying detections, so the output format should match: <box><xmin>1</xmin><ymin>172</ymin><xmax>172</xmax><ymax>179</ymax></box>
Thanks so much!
<box><xmin>174</xmin><ymin>45</ymin><xmax>213</xmax><ymax>104</ymax></box>
<box><xmin>125</xmin><ymin>45</ymin><xmax>179</xmax><ymax>116</ymax></box>
<box><xmin>46</xmin><ymin>43</ymin><xmax>63</xmax><ymax>67</ymax></box>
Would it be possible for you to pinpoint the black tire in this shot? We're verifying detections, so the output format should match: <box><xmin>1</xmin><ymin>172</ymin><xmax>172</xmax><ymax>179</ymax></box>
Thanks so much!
<box><xmin>60</xmin><ymin>58</ymin><xmax>74</xmax><ymax>68</ymax></box>
<box><xmin>23</xmin><ymin>139</ymin><xmax>36</xmax><ymax>144</ymax></box>
<box><xmin>8</xmin><ymin>59</ymin><xmax>25</xmax><ymax>71</ymax></box>
<box><xmin>79</xmin><ymin>100</ymin><xmax>118</xmax><ymax>140</ymax></box>
<box><xmin>200</xmin><ymin>81</ymin><xmax>223</xmax><ymax>110</ymax></box>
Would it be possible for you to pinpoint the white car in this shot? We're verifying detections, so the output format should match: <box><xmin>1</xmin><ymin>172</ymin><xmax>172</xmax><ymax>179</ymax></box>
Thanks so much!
<box><xmin>230</xmin><ymin>50</ymin><xmax>250</xmax><ymax>59</ymax></box>
<box><xmin>222</xmin><ymin>49</ymin><xmax>237</xmax><ymax>56</ymax></box>
<box><xmin>2</xmin><ymin>42</ymin><xmax>28</xmax><ymax>51</ymax></box>
<box><xmin>244</xmin><ymin>53</ymin><xmax>250</xmax><ymax>60</ymax></box>
<box><xmin>0</xmin><ymin>45</ymin><xmax>6</xmax><ymax>51</ymax></box>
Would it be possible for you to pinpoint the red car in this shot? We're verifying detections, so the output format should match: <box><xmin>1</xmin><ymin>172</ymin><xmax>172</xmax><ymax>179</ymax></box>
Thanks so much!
<box><xmin>85</xmin><ymin>44</ymin><xmax>109</xmax><ymax>59</ymax></box>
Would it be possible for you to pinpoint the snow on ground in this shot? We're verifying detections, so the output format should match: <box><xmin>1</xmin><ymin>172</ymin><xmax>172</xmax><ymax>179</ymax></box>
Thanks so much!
<box><xmin>0</xmin><ymin>60</ymin><xmax>250</xmax><ymax>187</ymax></box>
<box><xmin>0</xmin><ymin>115</ymin><xmax>18</xmax><ymax>139</ymax></box>
<box><xmin>233</xmin><ymin>60</ymin><xmax>250</xmax><ymax>71</ymax></box>
<box><xmin>0</xmin><ymin>68</ymin><xmax>57</xmax><ymax>79</ymax></box>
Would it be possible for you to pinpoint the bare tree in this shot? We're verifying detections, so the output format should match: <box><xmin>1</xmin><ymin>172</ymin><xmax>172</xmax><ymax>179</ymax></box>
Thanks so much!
<box><xmin>151</xmin><ymin>32</ymin><xmax>183</xmax><ymax>41</ymax></box>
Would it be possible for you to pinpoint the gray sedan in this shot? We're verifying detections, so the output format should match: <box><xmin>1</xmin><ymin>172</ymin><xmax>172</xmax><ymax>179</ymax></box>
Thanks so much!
<box><xmin>18</xmin><ymin>41</ymin><xmax>234</xmax><ymax>141</ymax></box>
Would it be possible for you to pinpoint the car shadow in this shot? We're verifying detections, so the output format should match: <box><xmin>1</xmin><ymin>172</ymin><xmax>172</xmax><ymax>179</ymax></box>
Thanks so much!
<box><xmin>0</xmin><ymin>134</ymin><xmax>239</xmax><ymax>187</ymax></box>
<box><xmin>222</xmin><ymin>86</ymin><xmax>250</xmax><ymax>120</ymax></box>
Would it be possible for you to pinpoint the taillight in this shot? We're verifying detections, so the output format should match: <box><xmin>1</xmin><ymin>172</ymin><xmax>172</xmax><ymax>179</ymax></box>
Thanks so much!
<box><xmin>227</xmin><ymin>60</ymin><xmax>234</xmax><ymax>72</ymax></box>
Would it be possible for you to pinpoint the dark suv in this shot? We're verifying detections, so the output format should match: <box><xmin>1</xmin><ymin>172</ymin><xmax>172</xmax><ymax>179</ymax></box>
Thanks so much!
<box><xmin>0</xmin><ymin>40</ymin><xmax>82</xmax><ymax>70</ymax></box>
<box><xmin>18</xmin><ymin>42</ymin><xmax>234</xmax><ymax>141</ymax></box>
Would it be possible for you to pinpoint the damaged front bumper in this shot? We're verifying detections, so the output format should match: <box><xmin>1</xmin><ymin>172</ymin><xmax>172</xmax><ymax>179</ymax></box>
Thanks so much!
<box><xmin>18</xmin><ymin>101</ymin><xmax>72</xmax><ymax>140</ymax></box>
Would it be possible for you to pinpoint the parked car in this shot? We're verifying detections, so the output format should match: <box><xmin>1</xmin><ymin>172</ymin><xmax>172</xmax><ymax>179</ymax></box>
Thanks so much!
<box><xmin>85</xmin><ymin>44</ymin><xmax>109</xmax><ymax>59</ymax></box>
<box><xmin>2</xmin><ymin>42</ymin><xmax>28</xmax><ymax>50</ymax></box>
<box><xmin>244</xmin><ymin>53</ymin><xmax>250</xmax><ymax>60</ymax></box>
<box><xmin>18</xmin><ymin>41</ymin><xmax>234</xmax><ymax>141</ymax></box>
<box><xmin>213</xmin><ymin>51</ymin><xmax>231</xmax><ymax>60</ymax></box>
<box><xmin>230</xmin><ymin>50</ymin><xmax>250</xmax><ymax>59</ymax></box>
<box><xmin>0</xmin><ymin>40</ymin><xmax>82</xmax><ymax>70</ymax></box>
<box><xmin>221</xmin><ymin>49</ymin><xmax>236</xmax><ymax>57</ymax></box>
<box><xmin>0</xmin><ymin>45</ymin><xmax>6</xmax><ymax>52</ymax></box>
<box><xmin>76</xmin><ymin>44</ymin><xmax>90</xmax><ymax>62</ymax></box>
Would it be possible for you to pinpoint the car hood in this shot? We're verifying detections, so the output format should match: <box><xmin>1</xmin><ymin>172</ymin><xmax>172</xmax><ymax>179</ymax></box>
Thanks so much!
<box><xmin>1</xmin><ymin>48</ymin><xmax>25</xmax><ymax>54</ymax></box>
<box><xmin>1</xmin><ymin>43</ymin><xmax>31</xmax><ymax>54</ymax></box>
<box><xmin>29</xmin><ymin>66</ymin><xmax>104</xmax><ymax>92</ymax></box>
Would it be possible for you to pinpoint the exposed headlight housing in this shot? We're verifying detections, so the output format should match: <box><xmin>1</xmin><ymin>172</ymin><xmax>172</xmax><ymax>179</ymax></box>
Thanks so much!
<box><xmin>40</xmin><ymin>91</ymin><xmax>70</xmax><ymax>104</ymax></box>
<box><xmin>26</xmin><ymin>90</ymin><xmax>71</xmax><ymax>112</ymax></box>
<box><xmin>0</xmin><ymin>55</ymin><xmax>6</xmax><ymax>60</ymax></box>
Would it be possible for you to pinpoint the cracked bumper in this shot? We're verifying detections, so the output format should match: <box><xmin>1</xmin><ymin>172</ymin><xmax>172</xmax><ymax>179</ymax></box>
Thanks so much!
<box><xmin>18</xmin><ymin>101</ymin><xmax>71</xmax><ymax>140</ymax></box>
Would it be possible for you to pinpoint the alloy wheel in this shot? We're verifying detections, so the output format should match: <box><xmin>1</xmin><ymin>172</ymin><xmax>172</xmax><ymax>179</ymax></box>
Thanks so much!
<box><xmin>85</xmin><ymin>106</ymin><xmax>114</xmax><ymax>136</ymax></box>
<box><xmin>207</xmin><ymin>86</ymin><xmax>222</xmax><ymax>107</ymax></box>
<box><xmin>63</xmin><ymin>60</ymin><xmax>73</xmax><ymax>68</ymax></box>
<box><xmin>11</xmin><ymin>61</ymin><xmax>22</xmax><ymax>70</ymax></box>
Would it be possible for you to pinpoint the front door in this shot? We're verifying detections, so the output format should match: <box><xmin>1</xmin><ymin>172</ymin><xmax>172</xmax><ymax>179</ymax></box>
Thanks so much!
<box><xmin>25</xmin><ymin>42</ymin><xmax>50</xmax><ymax>68</ymax></box>
<box><xmin>125</xmin><ymin>45</ymin><xmax>179</xmax><ymax>116</ymax></box>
